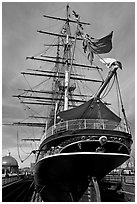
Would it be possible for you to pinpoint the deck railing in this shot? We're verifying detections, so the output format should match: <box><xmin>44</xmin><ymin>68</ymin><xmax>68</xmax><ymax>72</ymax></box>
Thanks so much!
<box><xmin>41</xmin><ymin>119</ymin><xmax>129</xmax><ymax>142</ymax></box>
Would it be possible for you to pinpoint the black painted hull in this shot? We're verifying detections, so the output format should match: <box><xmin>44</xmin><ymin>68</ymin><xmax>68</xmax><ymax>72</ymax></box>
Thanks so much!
<box><xmin>34</xmin><ymin>152</ymin><xmax>129</xmax><ymax>201</ymax></box>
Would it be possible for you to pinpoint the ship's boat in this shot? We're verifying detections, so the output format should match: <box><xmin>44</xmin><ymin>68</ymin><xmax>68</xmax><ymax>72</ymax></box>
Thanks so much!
<box><xmin>13</xmin><ymin>4</ymin><xmax>132</xmax><ymax>202</ymax></box>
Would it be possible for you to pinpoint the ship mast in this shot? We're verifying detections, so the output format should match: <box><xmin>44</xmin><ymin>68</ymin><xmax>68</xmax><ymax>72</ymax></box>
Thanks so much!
<box><xmin>64</xmin><ymin>4</ymin><xmax>71</xmax><ymax>110</ymax></box>
<box><xmin>9</xmin><ymin>5</ymin><xmax>103</xmax><ymax>128</ymax></box>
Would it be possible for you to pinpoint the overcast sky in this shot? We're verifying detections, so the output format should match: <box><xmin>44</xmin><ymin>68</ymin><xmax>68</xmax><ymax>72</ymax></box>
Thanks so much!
<box><xmin>2</xmin><ymin>2</ymin><xmax>135</xmax><ymax>168</ymax></box>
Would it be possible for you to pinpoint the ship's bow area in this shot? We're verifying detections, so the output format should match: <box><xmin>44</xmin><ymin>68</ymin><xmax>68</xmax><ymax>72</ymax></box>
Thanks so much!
<box><xmin>34</xmin><ymin>119</ymin><xmax>132</xmax><ymax>201</ymax></box>
<box><xmin>35</xmin><ymin>152</ymin><xmax>129</xmax><ymax>185</ymax></box>
<box><xmin>34</xmin><ymin>152</ymin><xmax>129</xmax><ymax>201</ymax></box>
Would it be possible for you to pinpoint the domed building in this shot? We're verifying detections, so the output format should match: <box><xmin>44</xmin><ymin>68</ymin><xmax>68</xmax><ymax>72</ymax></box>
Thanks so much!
<box><xmin>2</xmin><ymin>153</ymin><xmax>19</xmax><ymax>176</ymax></box>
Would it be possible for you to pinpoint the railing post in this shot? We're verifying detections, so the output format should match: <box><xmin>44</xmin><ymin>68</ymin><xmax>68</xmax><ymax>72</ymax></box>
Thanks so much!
<box><xmin>84</xmin><ymin>119</ymin><xmax>86</xmax><ymax>129</ymax></box>
<box><xmin>52</xmin><ymin>126</ymin><xmax>54</xmax><ymax>135</ymax></box>
<box><xmin>66</xmin><ymin>121</ymin><xmax>68</xmax><ymax>130</ymax></box>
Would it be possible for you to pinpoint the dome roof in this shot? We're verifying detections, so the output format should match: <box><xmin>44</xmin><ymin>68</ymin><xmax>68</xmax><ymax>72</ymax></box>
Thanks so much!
<box><xmin>2</xmin><ymin>155</ymin><xmax>18</xmax><ymax>167</ymax></box>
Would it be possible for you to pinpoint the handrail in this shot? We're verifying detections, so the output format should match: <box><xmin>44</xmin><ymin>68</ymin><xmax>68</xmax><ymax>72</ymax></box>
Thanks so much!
<box><xmin>101</xmin><ymin>174</ymin><xmax>135</xmax><ymax>185</ymax></box>
<box><xmin>45</xmin><ymin>119</ymin><xmax>128</xmax><ymax>139</ymax></box>
<box><xmin>2</xmin><ymin>175</ymin><xmax>20</xmax><ymax>186</ymax></box>
<box><xmin>39</xmin><ymin>119</ymin><xmax>131</xmax><ymax>146</ymax></box>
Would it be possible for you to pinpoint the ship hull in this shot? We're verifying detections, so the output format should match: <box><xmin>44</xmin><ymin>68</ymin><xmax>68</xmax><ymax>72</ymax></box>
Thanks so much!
<box><xmin>34</xmin><ymin>152</ymin><xmax>129</xmax><ymax>201</ymax></box>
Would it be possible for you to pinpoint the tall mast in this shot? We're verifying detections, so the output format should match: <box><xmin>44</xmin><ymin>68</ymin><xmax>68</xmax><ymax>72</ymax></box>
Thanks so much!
<box><xmin>53</xmin><ymin>37</ymin><xmax>60</xmax><ymax>125</ymax></box>
<box><xmin>64</xmin><ymin>4</ymin><xmax>71</xmax><ymax>110</ymax></box>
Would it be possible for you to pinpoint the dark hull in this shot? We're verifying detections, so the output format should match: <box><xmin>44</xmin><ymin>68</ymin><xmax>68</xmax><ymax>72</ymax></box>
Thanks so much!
<box><xmin>34</xmin><ymin>152</ymin><xmax>129</xmax><ymax>201</ymax></box>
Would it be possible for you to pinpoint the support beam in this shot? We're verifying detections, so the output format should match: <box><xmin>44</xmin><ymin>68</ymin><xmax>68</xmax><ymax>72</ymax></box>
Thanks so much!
<box><xmin>3</xmin><ymin>122</ymin><xmax>46</xmax><ymax>127</ymax></box>
<box><xmin>43</xmin><ymin>14</ymin><xmax>90</xmax><ymax>25</ymax></box>
<box><xmin>26</xmin><ymin>56</ymin><xmax>102</xmax><ymax>70</ymax></box>
<box><xmin>18</xmin><ymin>89</ymin><xmax>90</xmax><ymax>98</ymax></box>
<box><xmin>21</xmin><ymin>71</ymin><xmax>102</xmax><ymax>83</ymax></box>
<box><xmin>13</xmin><ymin>95</ymin><xmax>87</xmax><ymax>103</ymax></box>
<box><xmin>22</xmin><ymin>138</ymin><xmax>41</xmax><ymax>141</ymax></box>
<box><xmin>37</xmin><ymin>30</ymin><xmax>82</xmax><ymax>40</ymax></box>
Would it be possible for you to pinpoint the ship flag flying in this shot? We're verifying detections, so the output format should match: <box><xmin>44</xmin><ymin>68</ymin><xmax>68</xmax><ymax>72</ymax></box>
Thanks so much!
<box><xmin>83</xmin><ymin>31</ymin><xmax>113</xmax><ymax>55</ymax></box>
<box><xmin>72</xmin><ymin>10</ymin><xmax>113</xmax><ymax>65</ymax></box>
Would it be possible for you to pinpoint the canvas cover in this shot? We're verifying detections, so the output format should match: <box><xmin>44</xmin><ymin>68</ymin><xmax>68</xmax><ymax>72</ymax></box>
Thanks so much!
<box><xmin>58</xmin><ymin>98</ymin><xmax>121</xmax><ymax>124</ymax></box>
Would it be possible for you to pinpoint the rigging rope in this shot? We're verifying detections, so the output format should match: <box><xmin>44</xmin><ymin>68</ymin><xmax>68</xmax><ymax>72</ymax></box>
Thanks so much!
<box><xmin>115</xmin><ymin>73</ymin><xmax>131</xmax><ymax>133</ymax></box>
<box><xmin>115</xmin><ymin>75</ymin><xmax>121</xmax><ymax>117</ymax></box>
<box><xmin>101</xmin><ymin>73</ymin><xmax>116</xmax><ymax>99</ymax></box>
<box><xmin>33</xmin><ymin>38</ymin><xmax>57</xmax><ymax>58</ymax></box>
<box><xmin>17</xmin><ymin>126</ymin><xmax>24</xmax><ymax>163</ymax></box>
<box><xmin>19</xmin><ymin>74</ymin><xmax>51</xmax><ymax>122</ymax></box>
<box><xmin>23</xmin><ymin>74</ymin><xmax>33</xmax><ymax>95</ymax></box>
<box><xmin>73</xmin><ymin>46</ymin><xmax>99</xmax><ymax>97</ymax></box>
<box><xmin>17</xmin><ymin>127</ymin><xmax>34</xmax><ymax>163</ymax></box>
<box><xmin>75</xmin><ymin>43</ymin><xmax>104</xmax><ymax>83</ymax></box>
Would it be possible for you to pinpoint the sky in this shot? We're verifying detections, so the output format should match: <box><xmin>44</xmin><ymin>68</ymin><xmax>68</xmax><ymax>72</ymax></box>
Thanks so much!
<box><xmin>2</xmin><ymin>2</ymin><xmax>135</xmax><ymax>168</ymax></box>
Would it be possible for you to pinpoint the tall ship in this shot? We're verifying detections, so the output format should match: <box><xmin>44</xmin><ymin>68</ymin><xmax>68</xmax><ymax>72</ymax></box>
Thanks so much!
<box><xmin>12</xmin><ymin>4</ymin><xmax>133</xmax><ymax>202</ymax></box>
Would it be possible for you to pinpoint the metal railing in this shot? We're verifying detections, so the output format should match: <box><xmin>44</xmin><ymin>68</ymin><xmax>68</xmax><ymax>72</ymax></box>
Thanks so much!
<box><xmin>2</xmin><ymin>175</ymin><xmax>20</xmax><ymax>186</ymax></box>
<box><xmin>102</xmin><ymin>174</ymin><xmax>122</xmax><ymax>183</ymax></box>
<box><xmin>43</xmin><ymin>119</ymin><xmax>128</xmax><ymax>140</ymax></box>
<box><xmin>101</xmin><ymin>174</ymin><xmax>135</xmax><ymax>185</ymax></box>
<box><xmin>123</xmin><ymin>176</ymin><xmax>135</xmax><ymax>185</ymax></box>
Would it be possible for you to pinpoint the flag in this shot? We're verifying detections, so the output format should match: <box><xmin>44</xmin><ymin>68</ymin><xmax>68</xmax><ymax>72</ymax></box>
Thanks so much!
<box><xmin>82</xmin><ymin>32</ymin><xmax>113</xmax><ymax>65</ymax></box>
<box><xmin>72</xmin><ymin>10</ymin><xmax>79</xmax><ymax>19</ymax></box>
<box><xmin>84</xmin><ymin>31</ymin><xmax>113</xmax><ymax>54</ymax></box>
<box><xmin>83</xmin><ymin>37</ymin><xmax>94</xmax><ymax>65</ymax></box>
<box><xmin>87</xmin><ymin>52</ymin><xmax>94</xmax><ymax>64</ymax></box>
<box><xmin>72</xmin><ymin>11</ymin><xmax>113</xmax><ymax>63</ymax></box>
<box><xmin>72</xmin><ymin>10</ymin><xmax>84</xmax><ymax>31</ymax></box>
